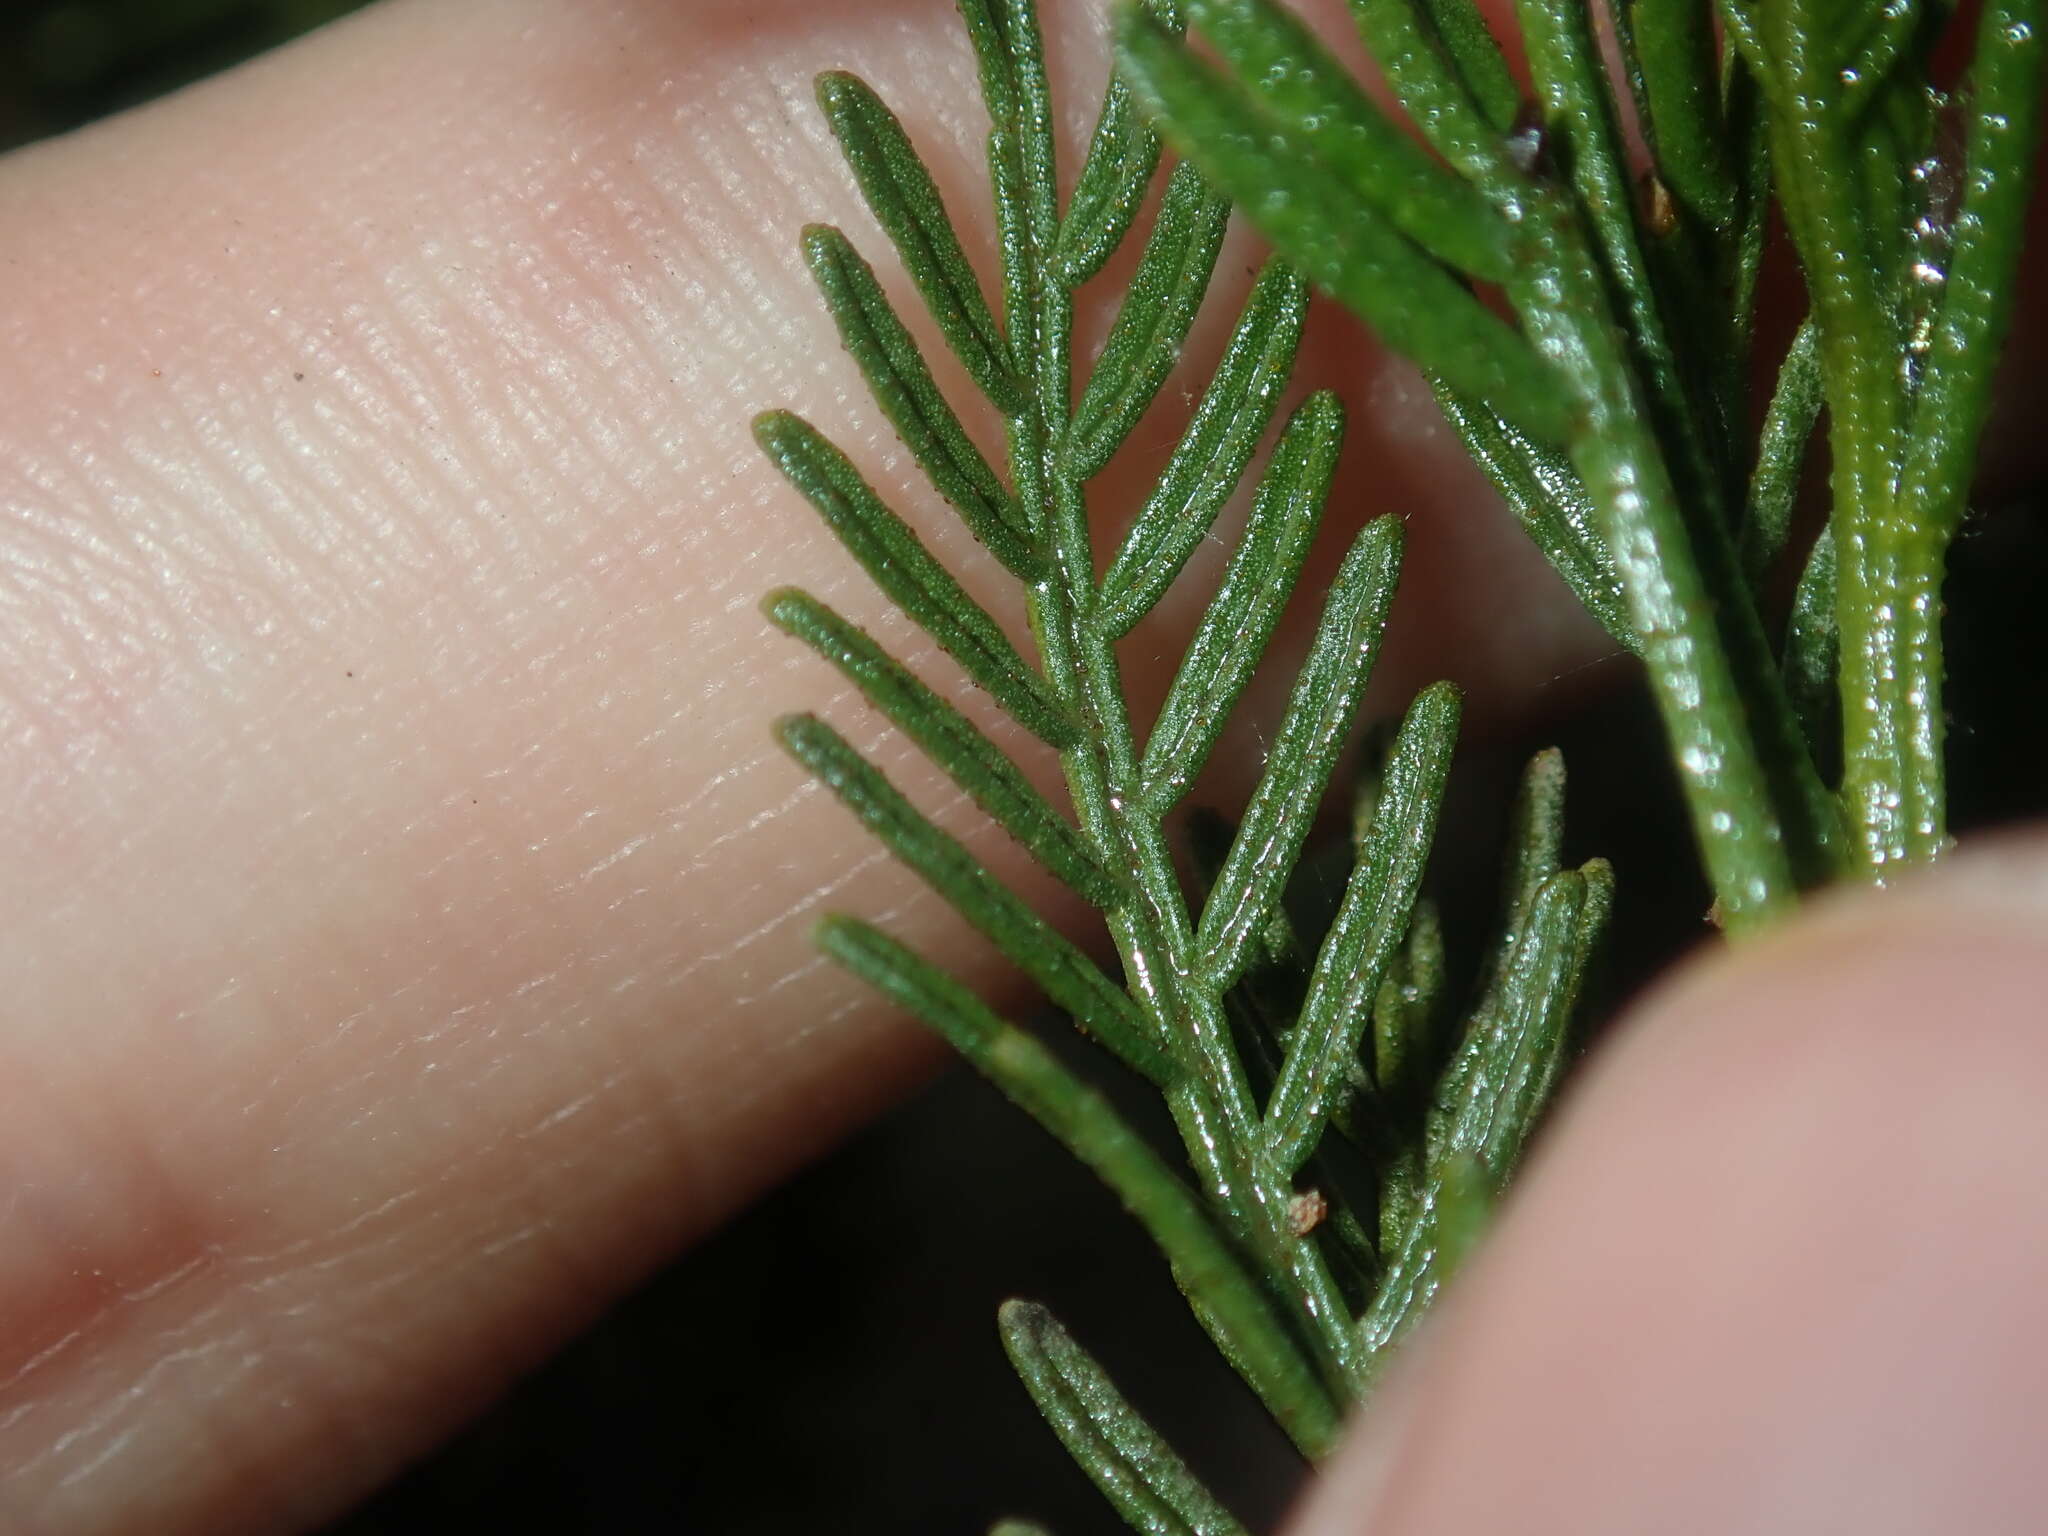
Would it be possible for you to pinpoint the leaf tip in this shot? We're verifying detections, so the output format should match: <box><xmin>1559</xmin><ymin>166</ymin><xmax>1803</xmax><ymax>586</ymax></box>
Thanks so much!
<box><xmin>996</xmin><ymin>1296</ymin><xmax>1049</xmax><ymax>1340</ymax></box>
<box><xmin>760</xmin><ymin>586</ymin><xmax>809</xmax><ymax>630</ymax></box>
<box><xmin>771</xmin><ymin>710</ymin><xmax>825</xmax><ymax>755</ymax></box>
<box><xmin>812</xmin><ymin>909</ymin><xmax>869</xmax><ymax>961</ymax></box>
<box><xmin>750</xmin><ymin>408</ymin><xmax>802</xmax><ymax>454</ymax></box>
<box><xmin>1360</xmin><ymin>510</ymin><xmax>1407</xmax><ymax>560</ymax></box>
<box><xmin>798</xmin><ymin>222</ymin><xmax>847</xmax><ymax>265</ymax></box>
<box><xmin>813</xmin><ymin>69</ymin><xmax>867</xmax><ymax>114</ymax></box>
<box><xmin>1300</xmin><ymin>386</ymin><xmax>1346</xmax><ymax>432</ymax></box>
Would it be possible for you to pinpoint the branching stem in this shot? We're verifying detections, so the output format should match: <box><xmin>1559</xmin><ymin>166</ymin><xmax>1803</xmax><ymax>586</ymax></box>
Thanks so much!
<box><xmin>1014</xmin><ymin>224</ymin><xmax>1366</xmax><ymax>1416</ymax></box>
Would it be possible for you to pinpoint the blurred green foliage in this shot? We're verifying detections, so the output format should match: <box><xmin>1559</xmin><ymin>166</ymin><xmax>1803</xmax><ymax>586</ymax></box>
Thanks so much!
<box><xmin>1</xmin><ymin>0</ymin><xmax>373</xmax><ymax>151</ymax></box>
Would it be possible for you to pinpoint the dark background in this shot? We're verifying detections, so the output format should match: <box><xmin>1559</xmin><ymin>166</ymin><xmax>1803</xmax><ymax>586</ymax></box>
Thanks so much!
<box><xmin>7</xmin><ymin>4</ymin><xmax>2046</xmax><ymax>1532</ymax></box>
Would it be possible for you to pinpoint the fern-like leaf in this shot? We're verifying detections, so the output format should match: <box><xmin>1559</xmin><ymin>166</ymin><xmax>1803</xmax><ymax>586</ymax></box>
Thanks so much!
<box><xmin>760</xmin><ymin>3</ymin><xmax>1616</xmax><ymax>1525</ymax></box>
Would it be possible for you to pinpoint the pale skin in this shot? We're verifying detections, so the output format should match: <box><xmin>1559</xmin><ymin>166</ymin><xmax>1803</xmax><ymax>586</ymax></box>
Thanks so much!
<box><xmin>0</xmin><ymin>2</ymin><xmax>2044</xmax><ymax>1532</ymax></box>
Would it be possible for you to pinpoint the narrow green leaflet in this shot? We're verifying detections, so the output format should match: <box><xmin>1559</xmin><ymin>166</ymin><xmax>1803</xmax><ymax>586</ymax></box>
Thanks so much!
<box><xmin>1901</xmin><ymin>0</ymin><xmax>2046</xmax><ymax>535</ymax></box>
<box><xmin>1068</xmin><ymin>162</ymin><xmax>1234</xmax><ymax>479</ymax></box>
<box><xmin>1139</xmin><ymin>391</ymin><xmax>1343</xmax><ymax>810</ymax></box>
<box><xmin>1183</xmin><ymin>0</ymin><xmax>1514</xmax><ymax>281</ymax></box>
<box><xmin>1426</xmin><ymin>870</ymin><xmax>1595</xmax><ymax>1178</ymax></box>
<box><xmin>1365</xmin><ymin>867</ymin><xmax>1592</xmax><ymax>1359</ymax></box>
<box><xmin>1782</xmin><ymin>526</ymin><xmax>1841</xmax><ymax>773</ymax></box>
<box><xmin>1723</xmin><ymin>55</ymin><xmax>1771</xmax><ymax>352</ymax></box>
<box><xmin>957</xmin><ymin>0</ymin><xmax>1061</xmax><ymax>342</ymax></box>
<box><xmin>1055</xmin><ymin>0</ymin><xmax>1189</xmax><ymax>286</ymax></box>
<box><xmin>1632</xmin><ymin>0</ymin><xmax>1735</xmax><ymax>227</ymax></box>
<box><xmin>801</xmin><ymin>224</ymin><xmax>1037</xmax><ymax>577</ymax></box>
<box><xmin>763</xmin><ymin>589</ymin><xmax>1121</xmax><ymax>908</ymax></box>
<box><xmin>1468</xmin><ymin>746</ymin><xmax>1570</xmax><ymax>1023</ymax></box>
<box><xmin>1740</xmin><ymin>318</ymin><xmax>1822</xmax><ymax>587</ymax></box>
<box><xmin>1266</xmin><ymin>682</ymin><xmax>1461</xmax><ymax>1174</ymax></box>
<box><xmin>1373</xmin><ymin>897</ymin><xmax>1448</xmax><ymax>1115</ymax></box>
<box><xmin>1095</xmin><ymin>262</ymin><xmax>1309</xmax><ymax>637</ymax></box>
<box><xmin>1350</xmin><ymin>0</ymin><xmax>1519</xmax><ymax>180</ymax></box>
<box><xmin>778</xmin><ymin>715</ymin><xmax>1169</xmax><ymax>1082</ymax></box>
<box><xmin>1000</xmin><ymin>1302</ymin><xmax>1251</xmax><ymax>1536</ymax></box>
<box><xmin>1514</xmin><ymin>0</ymin><xmax>1697</xmax><ymax>470</ymax></box>
<box><xmin>754</xmin><ymin>411</ymin><xmax>1077</xmax><ymax>748</ymax></box>
<box><xmin>1195</xmin><ymin>518</ymin><xmax>1404</xmax><ymax>986</ymax></box>
<box><xmin>1433</xmin><ymin>385</ymin><xmax>1637</xmax><ymax>653</ymax></box>
<box><xmin>1381</xmin><ymin>751</ymin><xmax>1570</xmax><ymax>1246</ymax></box>
<box><xmin>1416</xmin><ymin>0</ymin><xmax>1521</xmax><ymax>131</ymax></box>
<box><xmin>1057</xmin><ymin>81</ymin><xmax>1166</xmax><ymax>288</ymax></box>
<box><xmin>819</xmin><ymin>918</ymin><xmax>1343</xmax><ymax>1457</ymax></box>
<box><xmin>1117</xmin><ymin>6</ymin><xmax>1573</xmax><ymax>442</ymax></box>
<box><xmin>1566</xmin><ymin>857</ymin><xmax>1615</xmax><ymax>1008</ymax></box>
<box><xmin>815</xmin><ymin>70</ymin><xmax>1026</xmax><ymax>412</ymax></box>
<box><xmin>1186</xmin><ymin>808</ymin><xmax>1312</xmax><ymax>1100</ymax></box>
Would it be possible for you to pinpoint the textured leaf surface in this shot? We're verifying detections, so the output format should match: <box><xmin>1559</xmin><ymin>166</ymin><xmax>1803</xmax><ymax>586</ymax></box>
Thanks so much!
<box><xmin>1055</xmin><ymin>0</ymin><xmax>1189</xmax><ymax>286</ymax></box>
<box><xmin>816</xmin><ymin>70</ymin><xmax>1026</xmax><ymax>412</ymax></box>
<box><xmin>820</xmin><ymin>918</ymin><xmax>1343</xmax><ymax>1456</ymax></box>
<box><xmin>755</xmin><ymin>411</ymin><xmax>1076</xmax><ymax>748</ymax></box>
<box><xmin>765</xmin><ymin>589</ymin><xmax>1119</xmax><ymax>907</ymax></box>
<box><xmin>1096</xmin><ymin>262</ymin><xmax>1310</xmax><ymax>637</ymax></box>
<box><xmin>1196</xmin><ymin>517</ymin><xmax>1403</xmax><ymax>985</ymax></box>
<box><xmin>1140</xmin><ymin>391</ymin><xmax>1343</xmax><ymax>809</ymax></box>
<box><xmin>1068</xmin><ymin>161</ymin><xmax>1233</xmax><ymax>480</ymax></box>
<box><xmin>802</xmin><ymin>225</ymin><xmax>1037</xmax><ymax>577</ymax></box>
<box><xmin>1184</xmin><ymin>0</ymin><xmax>1513</xmax><ymax>281</ymax></box>
<box><xmin>1000</xmin><ymin>1302</ymin><xmax>1250</xmax><ymax>1536</ymax></box>
<box><xmin>778</xmin><ymin>715</ymin><xmax>1167</xmax><ymax>1080</ymax></box>
<box><xmin>1118</xmin><ymin>7</ymin><xmax>1572</xmax><ymax>442</ymax></box>
<box><xmin>1266</xmin><ymin>682</ymin><xmax>1460</xmax><ymax>1174</ymax></box>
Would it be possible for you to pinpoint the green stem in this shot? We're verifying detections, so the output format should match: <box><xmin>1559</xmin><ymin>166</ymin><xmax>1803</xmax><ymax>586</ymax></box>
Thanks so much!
<box><xmin>1814</xmin><ymin>234</ymin><xmax>1940</xmax><ymax>874</ymax></box>
<box><xmin>1752</xmin><ymin>17</ymin><xmax>1950</xmax><ymax>875</ymax></box>
<box><xmin>1007</xmin><ymin>208</ymin><xmax>1366</xmax><ymax>1406</ymax></box>
<box><xmin>1835</xmin><ymin>522</ymin><xmax>1948</xmax><ymax>868</ymax></box>
<box><xmin>1523</xmin><ymin>233</ymin><xmax>1802</xmax><ymax>929</ymax></box>
<box><xmin>1354</xmin><ymin>0</ymin><xmax>1830</xmax><ymax>926</ymax></box>
<box><xmin>1507</xmin><ymin>3</ymin><xmax>1825</xmax><ymax>927</ymax></box>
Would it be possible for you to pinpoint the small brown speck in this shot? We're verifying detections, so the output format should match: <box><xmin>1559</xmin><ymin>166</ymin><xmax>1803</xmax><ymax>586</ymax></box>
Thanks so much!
<box><xmin>294</xmin><ymin>371</ymin><xmax>305</xmax><ymax>382</ymax></box>
<box><xmin>1644</xmin><ymin>175</ymin><xmax>1678</xmax><ymax>239</ymax></box>
<box><xmin>1286</xmin><ymin>1189</ymin><xmax>1327</xmax><ymax>1237</ymax></box>
<box><xmin>344</xmin><ymin>670</ymin><xmax>354</xmax><ymax>678</ymax></box>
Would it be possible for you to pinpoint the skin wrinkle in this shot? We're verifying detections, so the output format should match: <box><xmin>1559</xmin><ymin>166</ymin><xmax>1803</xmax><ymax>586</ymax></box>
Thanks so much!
<box><xmin>0</xmin><ymin>1042</ymin><xmax>233</xmax><ymax>1403</ymax></box>
<box><xmin>37</xmin><ymin>1260</ymin><xmax>369</xmax><ymax>1530</ymax></box>
<box><xmin>47</xmin><ymin>1301</ymin><xmax>307</xmax><ymax>1533</ymax></box>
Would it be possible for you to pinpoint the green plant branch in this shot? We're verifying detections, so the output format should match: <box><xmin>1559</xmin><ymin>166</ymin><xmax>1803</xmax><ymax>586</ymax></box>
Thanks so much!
<box><xmin>766</xmin><ymin>0</ymin><xmax>1629</xmax><ymax>1521</ymax></box>
<box><xmin>1124</xmin><ymin>0</ymin><xmax>1840</xmax><ymax>929</ymax></box>
<box><xmin>818</xmin><ymin>917</ymin><xmax>1344</xmax><ymax>1457</ymax></box>
<box><xmin>964</xmin><ymin>0</ymin><xmax>1376</xmax><ymax>1405</ymax></box>
<box><xmin>1729</xmin><ymin>0</ymin><xmax>2045</xmax><ymax>874</ymax></box>
<box><xmin>749</xmin><ymin>0</ymin><xmax>2048</xmax><ymax>1525</ymax></box>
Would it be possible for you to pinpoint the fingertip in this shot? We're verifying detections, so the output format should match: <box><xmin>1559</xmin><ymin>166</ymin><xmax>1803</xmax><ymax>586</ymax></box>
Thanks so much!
<box><xmin>1287</xmin><ymin>836</ymin><xmax>2048</xmax><ymax>1535</ymax></box>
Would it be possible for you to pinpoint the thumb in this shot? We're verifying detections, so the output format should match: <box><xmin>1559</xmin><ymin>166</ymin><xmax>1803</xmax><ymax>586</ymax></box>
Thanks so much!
<box><xmin>1286</xmin><ymin>836</ymin><xmax>2048</xmax><ymax>1536</ymax></box>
